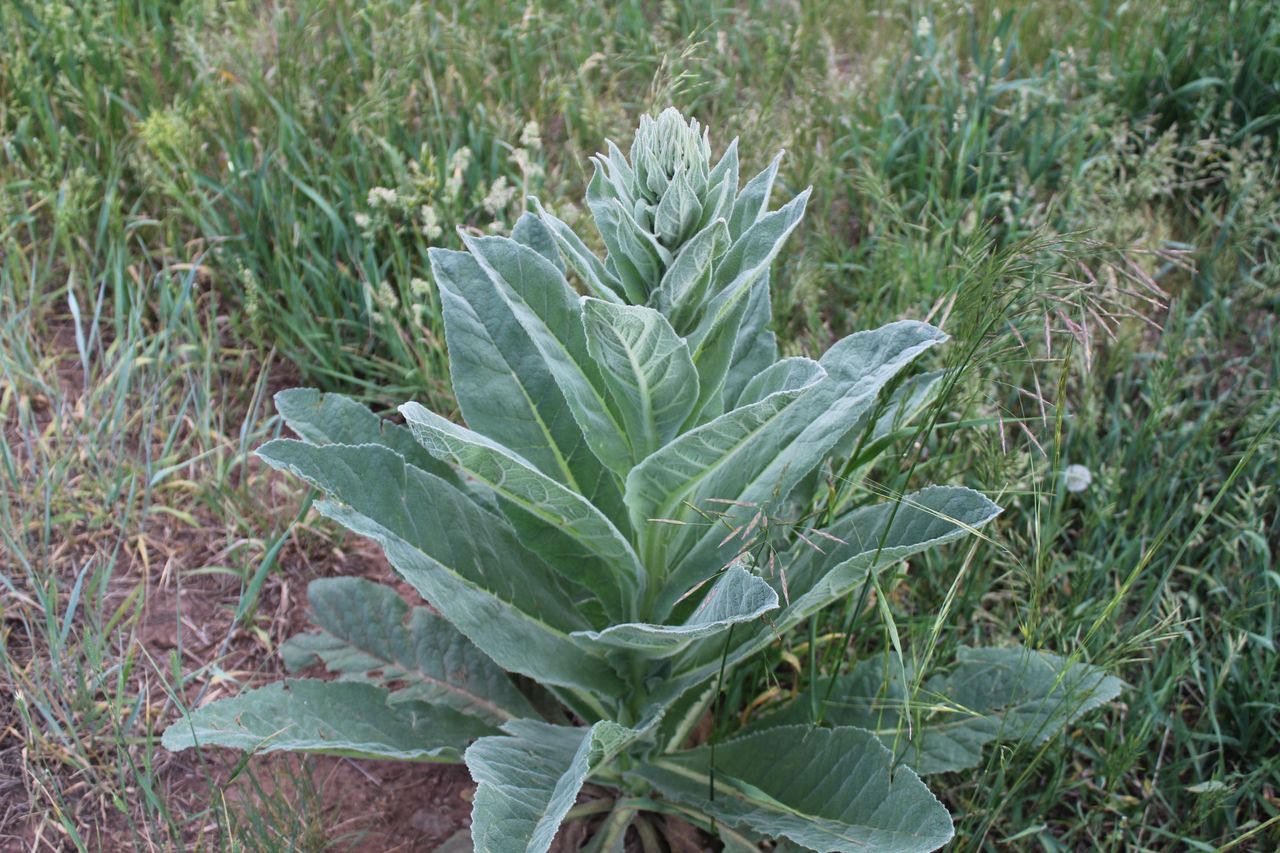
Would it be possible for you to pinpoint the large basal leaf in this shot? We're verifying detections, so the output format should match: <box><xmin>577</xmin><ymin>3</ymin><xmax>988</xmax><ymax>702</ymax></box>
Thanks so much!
<box><xmin>457</xmin><ymin>234</ymin><xmax>635</xmax><ymax>477</ymax></box>
<box><xmin>257</xmin><ymin>439</ymin><xmax>624</xmax><ymax>696</ymax></box>
<box><xmin>571</xmin><ymin>564</ymin><xmax>778</xmax><ymax>657</ymax></box>
<box><xmin>281</xmin><ymin>577</ymin><xmax>538</xmax><ymax>726</ymax></box>
<box><xmin>636</xmin><ymin>726</ymin><xmax>954</xmax><ymax>852</ymax></box>
<box><xmin>467</xmin><ymin>719</ymin><xmax>636</xmax><ymax>853</ymax></box>
<box><xmin>907</xmin><ymin>647</ymin><xmax>1124</xmax><ymax>773</ymax></box>
<box><xmin>162</xmin><ymin>680</ymin><xmax>491</xmax><ymax>761</ymax></box>
<box><xmin>399</xmin><ymin>403</ymin><xmax>645</xmax><ymax>619</ymax></box>
<box><xmin>431</xmin><ymin>248</ymin><xmax>619</xmax><ymax>518</ymax></box>
<box><xmin>624</xmin><ymin>357</ymin><xmax>826</xmax><ymax>570</ymax></box>
<box><xmin>582</xmin><ymin>298</ymin><xmax>699</xmax><ymax>463</ymax></box>
<box><xmin>746</xmin><ymin>649</ymin><xmax>1122</xmax><ymax>776</ymax></box>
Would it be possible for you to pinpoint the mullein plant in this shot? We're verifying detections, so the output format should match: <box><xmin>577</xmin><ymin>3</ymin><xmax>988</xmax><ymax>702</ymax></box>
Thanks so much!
<box><xmin>166</xmin><ymin>109</ymin><xmax>1121</xmax><ymax>852</ymax></box>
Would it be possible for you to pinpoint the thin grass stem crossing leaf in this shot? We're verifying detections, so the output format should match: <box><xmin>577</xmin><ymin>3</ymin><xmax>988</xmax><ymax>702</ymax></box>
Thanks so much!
<box><xmin>636</xmin><ymin>726</ymin><xmax>954</xmax><ymax>852</ymax></box>
<box><xmin>661</xmin><ymin>321</ymin><xmax>950</xmax><ymax>613</ymax></box>
<box><xmin>624</xmin><ymin>357</ymin><xmax>826</xmax><ymax>575</ymax></box>
<box><xmin>744</xmin><ymin>648</ymin><xmax>1125</xmax><ymax>776</ymax></box>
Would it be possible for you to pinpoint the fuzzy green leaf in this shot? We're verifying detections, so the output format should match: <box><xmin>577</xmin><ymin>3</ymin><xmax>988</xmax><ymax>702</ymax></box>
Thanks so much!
<box><xmin>399</xmin><ymin>403</ymin><xmax>645</xmax><ymax>618</ymax></box>
<box><xmin>636</xmin><ymin>726</ymin><xmax>954</xmax><ymax>852</ymax></box>
<box><xmin>662</xmin><ymin>321</ymin><xmax>949</xmax><ymax>612</ymax></box>
<box><xmin>256</xmin><ymin>439</ymin><xmax>624</xmax><ymax>696</ymax></box>
<box><xmin>748</xmin><ymin>648</ymin><xmax>1124</xmax><ymax>776</ymax></box>
<box><xmin>459</xmin><ymin>234</ymin><xmax>635</xmax><ymax>477</ymax></box>
<box><xmin>582</xmin><ymin>298</ymin><xmax>699</xmax><ymax>462</ymax></box>
<box><xmin>690</xmin><ymin>187</ymin><xmax>809</xmax><ymax>361</ymax></box>
<box><xmin>624</xmin><ymin>357</ymin><xmax>826</xmax><ymax>570</ymax></box>
<box><xmin>647</xmin><ymin>487</ymin><xmax>1001</xmax><ymax>716</ymax></box>
<box><xmin>530</xmin><ymin>198</ymin><xmax>624</xmax><ymax>303</ymax></box>
<box><xmin>162</xmin><ymin>680</ymin><xmax>491</xmax><ymax>761</ymax></box>
<box><xmin>571</xmin><ymin>564</ymin><xmax>778</xmax><ymax>657</ymax></box>
<box><xmin>467</xmin><ymin>720</ymin><xmax>637</xmax><ymax>853</ymax></box>
<box><xmin>281</xmin><ymin>577</ymin><xmax>538</xmax><ymax>725</ymax></box>
<box><xmin>431</xmin><ymin>248</ymin><xmax>620</xmax><ymax>518</ymax></box>
<box><xmin>512</xmin><ymin>211</ymin><xmax>565</xmax><ymax>273</ymax></box>
<box><xmin>728</xmin><ymin>152</ymin><xmax>782</xmax><ymax>238</ymax></box>
<box><xmin>273</xmin><ymin>388</ymin><xmax>461</xmax><ymax>485</ymax></box>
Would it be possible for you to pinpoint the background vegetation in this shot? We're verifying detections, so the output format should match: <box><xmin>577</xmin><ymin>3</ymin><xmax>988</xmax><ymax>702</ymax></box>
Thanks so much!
<box><xmin>1</xmin><ymin>0</ymin><xmax>1276</xmax><ymax>849</ymax></box>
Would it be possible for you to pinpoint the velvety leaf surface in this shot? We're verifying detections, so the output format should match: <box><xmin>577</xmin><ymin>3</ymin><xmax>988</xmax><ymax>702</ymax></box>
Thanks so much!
<box><xmin>162</xmin><ymin>680</ymin><xmax>491</xmax><ymax>760</ymax></box>
<box><xmin>467</xmin><ymin>719</ymin><xmax>635</xmax><ymax>853</ymax></box>
<box><xmin>582</xmin><ymin>298</ymin><xmax>699</xmax><ymax>463</ymax></box>
<box><xmin>257</xmin><ymin>439</ymin><xmax>624</xmax><ymax>695</ymax></box>
<box><xmin>273</xmin><ymin>388</ymin><xmax>462</xmax><ymax>485</ymax></box>
<box><xmin>624</xmin><ymin>357</ymin><xmax>826</xmax><ymax>572</ymax></box>
<box><xmin>530</xmin><ymin>198</ymin><xmax>624</xmax><ymax>303</ymax></box>
<box><xmin>571</xmin><ymin>564</ymin><xmax>778</xmax><ymax>656</ymax></box>
<box><xmin>648</xmin><ymin>487</ymin><xmax>1001</xmax><ymax>714</ymax></box>
<box><xmin>430</xmin><ymin>247</ymin><xmax>622</xmax><ymax>520</ymax></box>
<box><xmin>456</xmin><ymin>234</ymin><xmax>634</xmax><ymax>477</ymax></box>
<box><xmin>661</xmin><ymin>322</ymin><xmax>950</xmax><ymax>613</ymax></box>
<box><xmin>281</xmin><ymin>577</ymin><xmax>537</xmax><ymax>725</ymax></box>
<box><xmin>637</xmin><ymin>726</ymin><xmax>953</xmax><ymax>852</ymax></box>
<box><xmin>399</xmin><ymin>403</ymin><xmax>644</xmax><ymax>619</ymax></box>
<box><xmin>747</xmin><ymin>648</ymin><xmax>1124</xmax><ymax>776</ymax></box>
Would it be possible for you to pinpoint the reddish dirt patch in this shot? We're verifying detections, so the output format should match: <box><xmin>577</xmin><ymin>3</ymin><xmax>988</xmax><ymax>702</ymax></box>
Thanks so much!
<box><xmin>150</xmin><ymin>529</ymin><xmax>480</xmax><ymax>850</ymax></box>
<box><xmin>309</xmin><ymin>758</ymin><xmax>474</xmax><ymax>851</ymax></box>
<box><xmin>0</xmin><ymin>317</ymin><xmax>479</xmax><ymax>848</ymax></box>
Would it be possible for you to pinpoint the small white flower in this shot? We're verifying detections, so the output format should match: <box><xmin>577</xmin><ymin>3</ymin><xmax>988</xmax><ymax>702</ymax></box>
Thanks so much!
<box><xmin>916</xmin><ymin>17</ymin><xmax>932</xmax><ymax>39</ymax></box>
<box><xmin>365</xmin><ymin>279</ymin><xmax>399</xmax><ymax>312</ymax></box>
<box><xmin>448</xmin><ymin>146</ymin><xmax>472</xmax><ymax>173</ymax></box>
<box><xmin>1064</xmin><ymin>464</ymin><xmax>1093</xmax><ymax>493</ymax></box>
<box><xmin>367</xmin><ymin>186</ymin><xmax>398</xmax><ymax>208</ymax></box>
<box><xmin>482</xmin><ymin>176</ymin><xmax>516</xmax><ymax>216</ymax></box>
<box><xmin>353</xmin><ymin>212</ymin><xmax>372</xmax><ymax>230</ymax></box>
<box><xmin>445</xmin><ymin>146</ymin><xmax>472</xmax><ymax>200</ymax></box>
<box><xmin>420</xmin><ymin>204</ymin><xmax>442</xmax><ymax>240</ymax></box>
<box><xmin>410</xmin><ymin>277</ymin><xmax>433</xmax><ymax>299</ymax></box>
<box><xmin>519</xmin><ymin>120</ymin><xmax>542</xmax><ymax>150</ymax></box>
